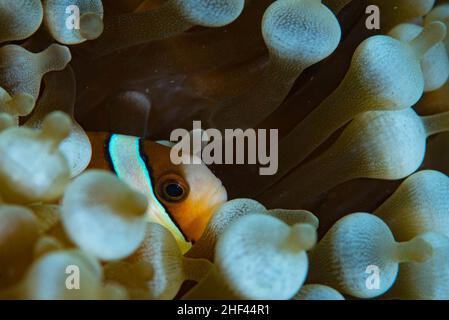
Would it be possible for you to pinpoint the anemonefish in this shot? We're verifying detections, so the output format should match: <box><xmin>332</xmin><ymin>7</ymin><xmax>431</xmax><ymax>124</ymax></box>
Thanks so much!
<box><xmin>87</xmin><ymin>132</ymin><xmax>228</xmax><ymax>254</ymax></box>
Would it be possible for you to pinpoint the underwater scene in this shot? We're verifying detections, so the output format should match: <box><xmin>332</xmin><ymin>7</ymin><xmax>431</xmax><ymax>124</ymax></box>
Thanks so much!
<box><xmin>0</xmin><ymin>0</ymin><xmax>449</xmax><ymax>301</ymax></box>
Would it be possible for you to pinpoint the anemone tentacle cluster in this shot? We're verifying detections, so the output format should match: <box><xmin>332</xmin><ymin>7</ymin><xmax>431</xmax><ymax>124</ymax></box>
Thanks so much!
<box><xmin>0</xmin><ymin>0</ymin><xmax>449</xmax><ymax>301</ymax></box>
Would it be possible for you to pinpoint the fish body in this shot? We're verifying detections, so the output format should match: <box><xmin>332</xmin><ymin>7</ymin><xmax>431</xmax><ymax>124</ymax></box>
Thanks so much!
<box><xmin>87</xmin><ymin>132</ymin><xmax>227</xmax><ymax>253</ymax></box>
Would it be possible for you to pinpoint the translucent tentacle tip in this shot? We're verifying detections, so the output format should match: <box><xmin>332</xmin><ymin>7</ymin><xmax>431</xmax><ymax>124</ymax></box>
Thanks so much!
<box><xmin>410</xmin><ymin>21</ymin><xmax>447</xmax><ymax>59</ymax></box>
<box><xmin>392</xmin><ymin>236</ymin><xmax>434</xmax><ymax>263</ymax></box>
<box><xmin>39</xmin><ymin>44</ymin><xmax>72</xmax><ymax>73</ymax></box>
<box><xmin>176</xmin><ymin>0</ymin><xmax>245</xmax><ymax>27</ymax></box>
<box><xmin>79</xmin><ymin>13</ymin><xmax>104</xmax><ymax>40</ymax></box>
<box><xmin>0</xmin><ymin>88</ymin><xmax>35</xmax><ymax>118</ymax></box>
<box><xmin>284</xmin><ymin>223</ymin><xmax>317</xmax><ymax>252</ymax></box>
<box><xmin>38</xmin><ymin>111</ymin><xmax>72</xmax><ymax>148</ymax></box>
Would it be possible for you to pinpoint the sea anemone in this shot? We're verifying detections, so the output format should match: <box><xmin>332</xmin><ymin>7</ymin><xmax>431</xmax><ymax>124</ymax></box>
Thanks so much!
<box><xmin>0</xmin><ymin>0</ymin><xmax>449</xmax><ymax>301</ymax></box>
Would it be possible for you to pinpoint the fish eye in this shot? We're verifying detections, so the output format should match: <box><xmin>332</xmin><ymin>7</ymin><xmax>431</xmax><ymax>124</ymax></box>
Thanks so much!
<box><xmin>158</xmin><ymin>175</ymin><xmax>189</xmax><ymax>202</ymax></box>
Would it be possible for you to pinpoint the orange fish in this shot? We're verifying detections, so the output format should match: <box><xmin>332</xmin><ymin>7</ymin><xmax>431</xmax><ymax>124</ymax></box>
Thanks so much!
<box><xmin>87</xmin><ymin>132</ymin><xmax>227</xmax><ymax>253</ymax></box>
